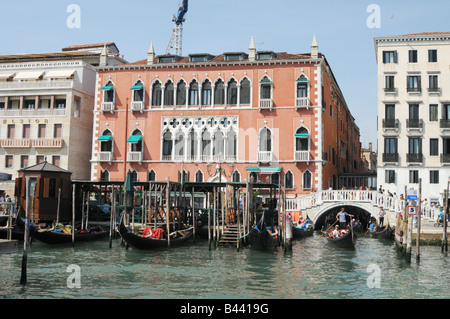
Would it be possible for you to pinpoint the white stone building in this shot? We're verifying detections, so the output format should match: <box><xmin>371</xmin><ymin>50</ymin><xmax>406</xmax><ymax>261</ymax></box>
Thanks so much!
<box><xmin>0</xmin><ymin>43</ymin><xmax>126</xmax><ymax>197</ymax></box>
<box><xmin>374</xmin><ymin>32</ymin><xmax>450</xmax><ymax>205</ymax></box>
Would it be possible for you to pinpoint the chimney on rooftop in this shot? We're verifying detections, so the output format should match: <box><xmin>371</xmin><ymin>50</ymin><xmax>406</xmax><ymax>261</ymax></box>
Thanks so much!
<box><xmin>100</xmin><ymin>44</ymin><xmax>107</xmax><ymax>67</ymax></box>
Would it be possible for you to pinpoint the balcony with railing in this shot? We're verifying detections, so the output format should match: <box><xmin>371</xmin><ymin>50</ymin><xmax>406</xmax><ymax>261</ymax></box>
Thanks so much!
<box><xmin>382</xmin><ymin>119</ymin><xmax>399</xmax><ymax>131</ymax></box>
<box><xmin>258</xmin><ymin>151</ymin><xmax>272</xmax><ymax>163</ymax></box>
<box><xmin>440</xmin><ymin>119</ymin><xmax>450</xmax><ymax>129</ymax></box>
<box><xmin>127</xmin><ymin>151</ymin><xmax>143</xmax><ymax>163</ymax></box>
<box><xmin>98</xmin><ymin>152</ymin><xmax>113</xmax><ymax>162</ymax></box>
<box><xmin>406</xmin><ymin>153</ymin><xmax>423</xmax><ymax>163</ymax></box>
<box><xmin>1</xmin><ymin>139</ymin><xmax>30</xmax><ymax>148</ymax></box>
<box><xmin>32</xmin><ymin>138</ymin><xmax>63</xmax><ymax>148</ymax></box>
<box><xmin>441</xmin><ymin>154</ymin><xmax>450</xmax><ymax>164</ymax></box>
<box><xmin>101</xmin><ymin>102</ymin><xmax>115</xmax><ymax>113</ymax></box>
<box><xmin>131</xmin><ymin>101</ymin><xmax>144</xmax><ymax>112</ymax></box>
<box><xmin>382</xmin><ymin>153</ymin><xmax>399</xmax><ymax>163</ymax></box>
<box><xmin>406</xmin><ymin>119</ymin><xmax>423</xmax><ymax>130</ymax></box>
<box><xmin>259</xmin><ymin>99</ymin><xmax>273</xmax><ymax>110</ymax></box>
<box><xmin>0</xmin><ymin>108</ymin><xmax>66</xmax><ymax>117</ymax></box>
<box><xmin>0</xmin><ymin>80</ymin><xmax>78</xmax><ymax>91</ymax></box>
<box><xmin>295</xmin><ymin>151</ymin><xmax>310</xmax><ymax>162</ymax></box>
<box><xmin>296</xmin><ymin>97</ymin><xmax>310</xmax><ymax>109</ymax></box>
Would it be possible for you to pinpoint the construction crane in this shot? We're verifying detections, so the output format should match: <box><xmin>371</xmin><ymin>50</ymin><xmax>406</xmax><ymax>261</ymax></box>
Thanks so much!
<box><xmin>165</xmin><ymin>0</ymin><xmax>189</xmax><ymax>56</ymax></box>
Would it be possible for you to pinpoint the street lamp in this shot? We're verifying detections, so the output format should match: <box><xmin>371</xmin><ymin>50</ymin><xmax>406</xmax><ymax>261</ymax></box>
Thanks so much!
<box><xmin>206</xmin><ymin>152</ymin><xmax>235</xmax><ymax>182</ymax></box>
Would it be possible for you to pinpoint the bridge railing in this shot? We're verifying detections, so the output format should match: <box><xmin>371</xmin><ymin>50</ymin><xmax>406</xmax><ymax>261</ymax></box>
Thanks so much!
<box><xmin>286</xmin><ymin>190</ymin><xmax>439</xmax><ymax>221</ymax></box>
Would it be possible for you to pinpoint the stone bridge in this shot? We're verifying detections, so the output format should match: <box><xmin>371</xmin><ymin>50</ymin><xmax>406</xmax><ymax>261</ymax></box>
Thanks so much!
<box><xmin>285</xmin><ymin>190</ymin><xmax>439</xmax><ymax>227</ymax></box>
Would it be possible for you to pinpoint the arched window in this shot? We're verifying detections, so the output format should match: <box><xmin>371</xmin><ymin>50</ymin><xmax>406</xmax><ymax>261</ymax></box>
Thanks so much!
<box><xmin>226</xmin><ymin>131</ymin><xmax>237</xmax><ymax>160</ymax></box>
<box><xmin>271</xmin><ymin>173</ymin><xmax>280</xmax><ymax>185</ymax></box>
<box><xmin>296</xmin><ymin>75</ymin><xmax>309</xmax><ymax>98</ymax></box>
<box><xmin>232</xmin><ymin>170</ymin><xmax>241</xmax><ymax>183</ymax></box>
<box><xmin>152</xmin><ymin>81</ymin><xmax>162</xmax><ymax>106</ymax></box>
<box><xmin>100</xmin><ymin>129</ymin><xmax>113</xmax><ymax>152</ymax></box>
<box><xmin>202</xmin><ymin>80</ymin><xmax>212</xmax><ymax>105</ymax></box>
<box><xmin>249</xmin><ymin>172</ymin><xmax>258</xmax><ymax>183</ymax></box>
<box><xmin>285</xmin><ymin>171</ymin><xmax>294</xmax><ymax>189</ymax></box>
<box><xmin>164</xmin><ymin>81</ymin><xmax>174</xmax><ymax>106</ymax></box>
<box><xmin>129</xmin><ymin>129</ymin><xmax>143</xmax><ymax>152</ymax></box>
<box><xmin>303</xmin><ymin>170</ymin><xmax>312</xmax><ymax>190</ymax></box>
<box><xmin>259</xmin><ymin>127</ymin><xmax>272</xmax><ymax>152</ymax></box>
<box><xmin>189</xmin><ymin>80</ymin><xmax>199</xmax><ymax>106</ymax></box>
<box><xmin>178</xmin><ymin>170</ymin><xmax>189</xmax><ymax>182</ymax></box>
<box><xmin>227</xmin><ymin>79</ymin><xmax>238</xmax><ymax>105</ymax></box>
<box><xmin>214</xmin><ymin>79</ymin><xmax>225</xmax><ymax>105</ymax></box>
<box><xmin>240</xmin><ymin>78</ymin><xmax>251</xmax><ymax>105</ymax></box>
<box><xmin>162</xmin><ymin>131</ymin><xmax>173</xmax><ymax>158</ymax></box>
<box><xmin>102</xmin><ymin>81</ymin><xmax>115</xmax><ymax>103</ymax></box>
<box><xmin>213</xmin><ymin>131</ymin><xmax>224</xmax><ymax>157</ymax></box>
<box><xmin>132</xmin><ymin>80</ymin><xmax>144</xmax><ymax>102</ymax></box>
<box><xmin>130</xmin><ymin>170</ymin><xmax>138</xmax><ymax>182</ymax></box>
<box><xmin>202</xmin><ymin>131</ymin><xmax>211</xmax><ymax>158</ymax></box>
<box><xmin>148</xmin><ymin>170</ymin><xmax>156</xmax><ymax>182</ymax></box>
<box><xmin>176</xmin><ymin>81</ymin><xmax>186</xmax><ymax>106</ymax></box>
<box><xmin>195</xmin><ymin>170</ymin><xmax>204</xmax><ymax>182</ymax></box>
<box><xmin>175</xmin><ymin>133</ymin><xmax>185</xmax><ymax>157</ymax></box>
<box><xmin>295</xmin><ymin>127</ymin><xmax>309</xmax><ymax>151</ymax></box>
<box><xmin>189</xmin><ymin>130</ymin><xmax>199</xmax><ymax>159</ymax></box>
<box><xmin>100</xmin><ymin>169</ymin><xmax>110</xmax><ymax>182</ymax></box>
<box><xmin>260</xmin><ymin>76</ymin><xmax>272</xmax><ymax>100</ymax></box>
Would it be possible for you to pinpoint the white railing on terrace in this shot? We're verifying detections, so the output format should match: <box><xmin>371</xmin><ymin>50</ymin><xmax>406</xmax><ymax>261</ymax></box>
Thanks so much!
<box><xmin>258</xmin><ymin>151</ymin><xmax>272</xmax><ymax>163</ymax></box>
<box><xmin>127</xmin><ymin>151</ymin><xmax>143</xmax><ymax>162</ymax></box>
<box><xmin>259</xmin><ymin>99</ymin><xmax>273</xmax><ymax>109</ymax></box>
<box><xmin>131</xmin><ymin>101</ymin><xmax>144</xmax><ymax>112</ymax></box>
<box><xmin>296</xmin><ymin>97</ymin><xmax>310</xmax><ymax>108</ymax></box>
<box><xmin>295</xmin><ymin>151</ymin><xmax>310</xmax><ymax>162</ymax></box>
<box><xmin>285</xmin><ymin>190</ymin><xmax>440</xmax><ymax>221</ymax></box>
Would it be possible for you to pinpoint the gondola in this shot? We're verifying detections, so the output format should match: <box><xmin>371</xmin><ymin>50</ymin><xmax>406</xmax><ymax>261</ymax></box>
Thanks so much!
<box><xmin>370</xmin><ymin>226</ymin><xmax>394</xmax><ymax>240</ymax></box>
<box><xmin>118</xmin><ymin>213</ymin><xmax>193</xmax><ymax>250</ymax></box>
<box><xmin>248</xmin><ymin>226</ymin><xmax>279</xmax><ymax>251</ymax></box>
<box><xmin>292</xmin><ymin>222</ymin><xmax>314</xmax><ymax>238</ymax></box>
<box><xmin>16</xmin><ymin>215</ymin><xmax>110</xmax><ymax>245</ymax></box>
<box><xmin>325</xmin><ymin>227</ymin><xmax>355</xmax><ymax>248</ymax></box>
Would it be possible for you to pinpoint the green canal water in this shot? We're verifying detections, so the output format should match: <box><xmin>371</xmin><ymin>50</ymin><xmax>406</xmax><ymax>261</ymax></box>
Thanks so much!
<box><xmin>1</xmin><ymin>233</ymin><xmax>449</xmax><ymax>299</ymax></box>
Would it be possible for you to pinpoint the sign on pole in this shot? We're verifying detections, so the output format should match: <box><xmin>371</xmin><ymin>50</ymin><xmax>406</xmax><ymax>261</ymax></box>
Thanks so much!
<box><xmin>407</xmin><ymin>190</ymin><xmax>418</xmax><ymax>201</ymax></box>
<box><xmin>407</xmin><ymin>205</ymin><xmax>418</xmax><ymax>216</ymax></box>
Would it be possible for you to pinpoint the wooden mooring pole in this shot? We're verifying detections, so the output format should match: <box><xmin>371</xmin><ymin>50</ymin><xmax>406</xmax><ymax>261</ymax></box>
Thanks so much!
<box><xmin>416</xmin><ymin>179</ymin><xmax>422</xmax><ymax>263</ymax></box>
<box><xmin>20</xmin><ymin>177</ymin><xmax>33</xmax><ymax>285</ymax></box>
<box><xmin>442</xmin><ymin>183</ymin><xmax>449</xmax><ymax>254</ymax></box>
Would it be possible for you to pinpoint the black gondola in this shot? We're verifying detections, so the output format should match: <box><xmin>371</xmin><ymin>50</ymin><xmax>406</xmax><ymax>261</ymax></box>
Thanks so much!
<box><xmin>118</xmin><ymin>213</ymin><xmax>193</xmax><ymax>250</ymax></box>
<box><xmin>248</xmin><ymin>226</ymin><xmax>279</xmax><ymax>251</ymax></box>
<box><xmin>325</xmin><ymin>227</ymin><xmax>355</xmax><ymax>248</ymax></box>
<box><xmin>292</xmin><ymin>222</ymin><xmax>314</xmax><ymax>238</ymax></box>
<box><xmin>370</xmin><ymin>226</ymin><xmax>394</xmax><ymax>240</ymax></box>
<box><xmin>16</xmin><ymin>216</ymin><xmax>109</xmax><ymax>245</ymax></box>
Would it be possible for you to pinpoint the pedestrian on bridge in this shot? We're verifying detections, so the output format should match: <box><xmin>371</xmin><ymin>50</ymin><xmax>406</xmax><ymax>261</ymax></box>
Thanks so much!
<box><xmin>336</xmin><ymin>207</ymin><xmax>353</xmax><ymax>229</ymax></box>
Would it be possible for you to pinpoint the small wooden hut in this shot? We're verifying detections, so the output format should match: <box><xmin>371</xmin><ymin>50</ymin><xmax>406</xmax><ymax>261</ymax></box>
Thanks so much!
<box><xmin>14</xmin><ymin>161</ymin><xmax>72</xmax><ymax>223</ymax></box>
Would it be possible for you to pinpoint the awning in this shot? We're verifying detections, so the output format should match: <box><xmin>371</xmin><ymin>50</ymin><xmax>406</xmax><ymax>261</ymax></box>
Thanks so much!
<box><xmin>43</xmin><ymin>70</ymin><xmax>76</xmax><ymax>79</ymax></box>
<box><xmin>127</xmin><ymin>135</ymin><xmax>142</xmax><ymax>143</ymax></box>
<box><xmin>101</xmin><ymin>85</ymin><xmax>114</xmax><ymax>91</ymax></box>
<box><xmin>14</xmin><ymin>71</ymin><xmax>44</xmax><ymax>80</ymax></box>
<box><xmin>0</xmin><ymin>72</ymin><xmax>15</xmax><ymax>80</ymax></box>
<box><xmin>295</xmin><ymin>133</ymin><xmax>309</xmax><ymax>137</ymax></box>
<box><xmin>131</xmin><ymin>85</ymin><xmax>144</xmax><ymax>90</ymax></box>
<box><xmin>247</xmin><ymin>167</ymin><xmax>281</xmax><ymax>173</ymax></box>
<box><xmin>98</xmin><ymin>135</ymin><xmax>112</xmax><ymax>141</ymax></box>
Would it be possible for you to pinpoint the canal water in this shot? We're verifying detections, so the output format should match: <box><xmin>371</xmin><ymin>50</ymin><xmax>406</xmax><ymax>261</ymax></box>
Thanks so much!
<box><xmin>1</xmin><ymin>233</ymin><xmax>449</xmax><ymax>300</ymax></box>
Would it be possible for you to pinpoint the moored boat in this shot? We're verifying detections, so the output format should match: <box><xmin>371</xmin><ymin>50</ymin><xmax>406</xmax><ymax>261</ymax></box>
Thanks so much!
<box><xmin>16</xmin><ymin>215</ymin><xmax>109</xmax><ymax>245</ymax></box>
<box><xmin>118</xmin><ymin>213</ymin><xmax>193</xmax><ymax>250</ymax></box>
<box><xmin>370</xmin><ymin>225</ymin><xmax>394</xmax><ymax>240</ymax></box>
<box><xmin>248</xmin><ymin>226</ymin><xmax>279</xmax><ymax>251</ymax></box>
<box><xmin>292</xmin><ymin>222</ymin><xmax>314</xmax><ymax>238</ymax></box>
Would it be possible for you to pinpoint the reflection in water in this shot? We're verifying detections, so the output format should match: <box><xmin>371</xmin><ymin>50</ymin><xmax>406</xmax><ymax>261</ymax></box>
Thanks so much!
<box><xmin>1</xmin><ymin>233</ymin><xmax>450</xmax><ymax>299</ymax></box>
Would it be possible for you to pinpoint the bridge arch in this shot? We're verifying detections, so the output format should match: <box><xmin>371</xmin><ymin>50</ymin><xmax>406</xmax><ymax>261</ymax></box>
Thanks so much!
<box><xmin>310</xmin><ymin>202</ymin><xmax>381</xmax><ymax>229</ymax></box>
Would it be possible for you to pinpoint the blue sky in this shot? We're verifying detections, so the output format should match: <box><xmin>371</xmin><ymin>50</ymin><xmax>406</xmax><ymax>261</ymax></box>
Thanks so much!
<box><xmin>1</xmin><ymin>0</ymin><xmax>449</xmax><ymax>148</ymax></box>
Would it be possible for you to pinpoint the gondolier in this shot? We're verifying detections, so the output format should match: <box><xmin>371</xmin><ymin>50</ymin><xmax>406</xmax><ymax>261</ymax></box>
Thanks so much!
<box><xmin>336</xmin><ymin>208</ymin><xmax>353</xmax><ymax>229</ymax></box>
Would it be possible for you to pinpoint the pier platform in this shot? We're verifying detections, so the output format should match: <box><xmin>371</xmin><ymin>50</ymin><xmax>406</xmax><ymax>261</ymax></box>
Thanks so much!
<box><xmin>0</xmin><ymin>239</ymin><xmax>18</xmax><ymax>254</ymax></box>
<box><xmin>412</xmin><ymin>219</ymin><xmax>450</xmax><ymax>244</ymax></box>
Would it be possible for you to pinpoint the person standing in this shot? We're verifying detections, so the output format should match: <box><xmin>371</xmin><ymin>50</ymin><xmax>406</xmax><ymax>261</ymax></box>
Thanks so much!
<box><xmin>379</xmin><ymin>208</ymin><xmax>386</xmax><ymax>226</ymax></box>
<box><xmin>336</xmin><ymin>207</ymin><xmax>353</xmax><ymax>229</ymax></box>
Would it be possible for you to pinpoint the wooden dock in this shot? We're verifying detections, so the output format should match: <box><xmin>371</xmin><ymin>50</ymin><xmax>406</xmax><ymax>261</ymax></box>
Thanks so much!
<box><xmin>0</xmin><ymin>239</ymin><xmax>18</xmax><ymax>254</ymax></box>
